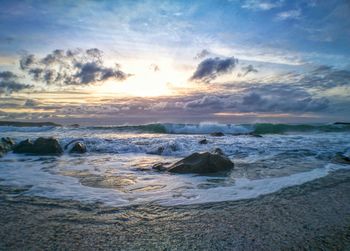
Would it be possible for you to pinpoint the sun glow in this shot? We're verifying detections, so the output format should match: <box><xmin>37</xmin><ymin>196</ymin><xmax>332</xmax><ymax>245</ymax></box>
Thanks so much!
<box><xmin>94</xmin><ymin>57</ymin><xmax>190</xmax><ymax>97</ymax></box>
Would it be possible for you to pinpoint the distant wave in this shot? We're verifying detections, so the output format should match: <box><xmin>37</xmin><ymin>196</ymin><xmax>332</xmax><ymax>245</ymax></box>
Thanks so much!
<box><xmin>252</xmin><ymin>123</ymin><xmax>350</xmax><ymax>134</ymax></box>
<box><xmin>1</xmin><ymin>122</ymin><xmax>350</xmax><ymax>135</ymax></box>
<box><xmin>0</xmin><ymin>126</ymin><xmax>56</xmax><ymax>133</ymax></box>
<box><xmin>86</xmin><ymin>123</ymin><xmax>350</xmax><ymax>135</ymax></box>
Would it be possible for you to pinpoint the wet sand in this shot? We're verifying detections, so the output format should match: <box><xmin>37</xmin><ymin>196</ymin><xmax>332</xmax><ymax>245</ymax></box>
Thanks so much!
<box><xmin>1</xmin><ymin>170</ymin><xmax>350</xmax><ymax>250</ymax></box>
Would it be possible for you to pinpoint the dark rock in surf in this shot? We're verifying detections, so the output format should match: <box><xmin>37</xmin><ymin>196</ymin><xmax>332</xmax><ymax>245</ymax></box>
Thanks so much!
<box><xmin>210</xmin><ymin>132</ymin><xmax>225</xmax><ymax>137</ymax></box>
<box><xmin>64</xmin><ymin>139</ymin><xmax>84</xmax><ymax>150</ymax></box>
<box><xmin>148</xmin><ymin>146</ymin><xmax>165</xmax><ymax>155</ymax></box>
<box><xmin>13</xmin><ymin>137</ymin><xmax>63</xmax><ymax>155</ymax></box>
<box><xmin>69</xmin><ymin>124</ymin><xmax>80</xmax><ymax>128</ymax></box>
<box><xmin>199</xmin><ymin>139</ymin><xmax>208</xmax><ymax>144</ymax></box>
<box><xmin>334</xmin><ymin>122</ymin><xmax>350</xmax><ymax>125</ymax></box>
<box><xmin>69</xmin><ymin>142</ymin><xmax>87</xmax><ymax>154</ymax></box>
<box><xmin>147</xmin><ymin>142</ymin><xmax>179</xmax><ymax>155</ymax></box>
<box><xmin>13</xmin><ymin>139</ymin><xmax>34</xmax><ymax>154</ymax></box>
<box><xmin>153</xmin><ymin>151</ymin><xmax>234</xmax><ymax>174</ymax></box>
<box><xmin>0</xmin><ymin>137</ymin><xmax>15</xmax><ymax>157</ymax></box>
<box><xmin>169</xmin><ymin>152</ymin><xmax>234</xmax><ymax>174</ymax></box>
<box><xmin>249</xmin><ymin>132</ymin><xmax>263</xmax><ymax>138</ymax></box>
<box><xmin>152</xmin><ymin>162</ymin><xmax>171</xmax><ymax>171</ymax></box>
<box><xmin>212</xmin><ymin>148</ymin><xmax>224</xmax><ymax>156</ymax></box>
<box><xmin>333</xmin><ymin>153</ymin><xmax>350</xmax><ymax>164</ymax></box>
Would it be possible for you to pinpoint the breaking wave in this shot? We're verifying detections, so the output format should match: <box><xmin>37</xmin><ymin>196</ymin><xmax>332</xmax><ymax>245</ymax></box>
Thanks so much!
<box><xmin>1</xmin><ymin>122</ymin><xmax>350</xmax><ymax>135</ymax></box>
<box><xmin>86</xmin><ymin>123</ymin><xmax>350</xmax><ymax>135</ymax></box>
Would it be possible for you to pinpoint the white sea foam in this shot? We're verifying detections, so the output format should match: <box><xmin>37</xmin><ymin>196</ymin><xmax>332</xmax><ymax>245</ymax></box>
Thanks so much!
<box><xmin>164</xmin><ymin>122</ymin><xmax>252</xmax><ymax>134</ymax></box>
<box><xmin>0</xmin><ymin>152</ymin><xmax>349</xmax><ymax>207</ymax></box>
<box><xmin>1</xmin><ymin>127</ymin><xmax>350</xmax><ymax>207</ymax></box>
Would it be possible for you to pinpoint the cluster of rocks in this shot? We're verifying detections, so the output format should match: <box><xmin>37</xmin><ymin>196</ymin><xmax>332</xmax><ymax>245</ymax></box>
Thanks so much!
<box><xmin>0</xmin><ymin>137</ymin><xmax>15</xmax><ymax>157</ymax></box>
<box><xmin>0</xmin><ymin>137</ymin><xmax>87</xmax><ymax>157</ymax></box>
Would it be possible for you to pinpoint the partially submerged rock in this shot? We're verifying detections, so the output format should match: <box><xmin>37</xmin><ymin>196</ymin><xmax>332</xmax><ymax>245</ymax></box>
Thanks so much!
<box><xmin>249</xmin><ymin>132</ymin><xmax>263</xmax><ymax>138</ymax></box>
<box><xmin>212</xmin><ymin>148</ymin><xmax>224</xmax><ymax>156</ymax></box>
<box><xmin>152</xmin><ymin>162</ymin><xmax>171</xmax><ymax>171</ymax></box>
<box><xmin>210</xmin><ymin>132</ymin><xmax>225</xmax><ymax>137</ymax></box>
<box><xmin>153</xmin><ymin>150</ymin><xmax>234</xmax><ymax>174</ymax></box>
<box><xmin>0</xmin><ymin>137</ymin><xmax>15</xmax><ymax>157</ymax></box>
<box><xmin>333</xmin><ymin>153</ymin><xmax>350</xmax><ymax>164</ymax></box>
<box><xmin>12</xmin><ymin>139</ymin><xmax>33</xmax><ymax>154</ymax></box>
<box><xmin>147</xmin><ymin>146</ymin><xmax>165</xmax><ymax>155</ymax></box>
<box><xmin>13</xmin><ymin>137</ymin><xmax>63</xmax><ymax>155</ymax></box>
<box><xmin>147</xmin><ymin>142</ymin><xmax>179</xmax><ymax>155</ymax></box>
<box><xmin>198</xmin><ymin>138</ymin><xmax>208</xmax><ymax>144</ymax></box>
<box><xmin>69</xmin><ymin>142</ymin><xmax>87</xmax><ymax>154</ymax></box>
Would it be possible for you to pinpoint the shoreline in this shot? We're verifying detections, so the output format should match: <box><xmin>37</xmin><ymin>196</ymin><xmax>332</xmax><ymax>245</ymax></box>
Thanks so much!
<box><xmin>1</xmin><ymin>169</ymin><xmax>350</xmax><ymax>250</ymax></box>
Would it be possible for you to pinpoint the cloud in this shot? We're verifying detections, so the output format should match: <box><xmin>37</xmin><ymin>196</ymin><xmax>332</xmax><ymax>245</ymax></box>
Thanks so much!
<box><xmin>24</xmin><ymin>99</ymin><xmax>40</xmax><ymax>107</ymax></box>
<box><xmin>241</xmin><ymin>64</ymin><xmax>258</xmax><ymax>76</ymax></box>
<box><xmin>182</xmin><ymin>83</ymin><xmax>330</xmax><ymax>113</ymax></box>
<box><xmin>194</xmin><ymin>49</ymin><xmax>210</xmax><ymax>60</ymax></box>
<box><xmin>149</xmin><ymin>64</ymin><xmax>160</xmax><ymax>72</ymax></box>
<box><xmin>184</xmin><ymin>95</ymin><xmax>227</xmax><ymax>109</ymax></box>
<box><xmin>190</xmin><ymin>57</ymin><xmax>238</xmax><ymax>82</ymax></box>
<box><xmin>0</xmin><ymin>71</ymin><xmax>18</xmax><ymax>80</ymax></box>
<box><xmin>276</xmin><ymin>9</ymin><xmax>301</xmax><ymax>20</ymax></box>
<box><xmin>19</xmin><ymin>48</ymin><xmax>130</xmax><ymax>86</ymax></box>
<box><xmin>0</xmin><ymin>71</ymin><xmax>32</xmax><ymax>95</ymax></box>
<box><xmin>242</xmin><ymin>0</ymin><xmax>282</xmax><ymax>10</ymax></box>
<box><xmin>240</xmin><ymin>90</ymin><xmax>329</xmax><ymax>112</ymax></box>
<box><xmin>296</xmin><ymin>65</ymin><xmax>350</xmax><ymax>89</ymax></box>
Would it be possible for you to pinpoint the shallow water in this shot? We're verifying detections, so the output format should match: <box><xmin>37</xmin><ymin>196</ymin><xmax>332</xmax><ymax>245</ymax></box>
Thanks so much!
<box><xmin>0</xmin><ymin>124</ymin><xmax>349</xmax><ymax>207</ymax></box>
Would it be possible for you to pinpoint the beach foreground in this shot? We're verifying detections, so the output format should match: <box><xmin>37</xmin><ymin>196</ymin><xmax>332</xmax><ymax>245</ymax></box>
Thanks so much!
<box><xmin>1</xmin><ymin>169</ymin><xmax>350</xmax><ymax>251</ymax></box>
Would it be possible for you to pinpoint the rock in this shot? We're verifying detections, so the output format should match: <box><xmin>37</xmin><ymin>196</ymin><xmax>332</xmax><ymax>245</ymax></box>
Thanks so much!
<box><xmin>164</xmin><ymin>151</ymin><xmax>234</xmax><ymax>174</ymax></box>
<box><xmin>13</xmin><ymin>137</ymin><xmax>63</xmax><ymax>155</ymax></box>
<box><xmin>250</xmin><ymin>133</ymin><xmax>263</xmax><ymax>138</ymax></box>
<box><xmin>199</xmin><ymin>139</ymin><xmax>208</xmax><ymax>144</ymax></box>
<box><xmin>0</xmin><ymin>137</ymin><xmax>15</xmax><ymax>157</ymax></box>
<box><xmin>152</xmin><ymin>162</ymin><xmax>171</xmax><ymax>171</ymax></box>
<box><xmin>210</xmin><ymin>132</ymin><xmax>225</xmax><ymax>137</ymax></box>
<box><xmin>64</xmin><ymin>138</ymin><xmax>84</xmax><ymax>150</ymax></box>
<box><xmin>333</xmin><ymin>153</ymin><xmax>350</xmax><ymax>164</ymax></box>
<box><xmin>69</xmin><ymin>142</ymin><xmax>87</xmax><ymax>154</ymax></box>
<box><xmin>334</xmin><ymin>122</ymin><xmax>350</xmax><ymax>125</ymax></box>
<box><xmin>212</xmin><ymin>148</ymin><xmax>224</xmax><ymax>156</ymax></box>
<box><xmin>147</xmin><ymin>142</ymin><xmax>179</xmax><ymax>155</ymax></box>
<box><xmin>13</xmin><ymin>139</ymin><xmax>34</xmax><ymax>154</ymax></box>
<box><xmin>147</xmin><ymin>146</ymin><xmax>165</xmax><ymax>155</ymax></box>
<box><xmin>69</xmin><ymin>124</ymin><xmax>80</xmax><ymax>128</ymax></box>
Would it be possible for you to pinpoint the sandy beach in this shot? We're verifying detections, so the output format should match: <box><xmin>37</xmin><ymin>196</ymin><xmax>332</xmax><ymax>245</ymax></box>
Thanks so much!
<box><xmin>1</xmin><ymin>169</ymin><xmax>350</xmax><ymax>250</ymax></box>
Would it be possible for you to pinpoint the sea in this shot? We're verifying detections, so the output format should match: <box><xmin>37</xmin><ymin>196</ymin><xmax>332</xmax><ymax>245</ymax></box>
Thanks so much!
<box><xmin>0</xmin><ymin>122</ymin><xmax>349</xmax><ymax>207</ymax></box>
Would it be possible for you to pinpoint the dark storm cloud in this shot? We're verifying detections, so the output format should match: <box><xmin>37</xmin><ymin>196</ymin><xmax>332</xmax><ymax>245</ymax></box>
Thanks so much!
<box><xmin>0</xmin><ymin>71</ymin><xmax>18</xmax><ymax>80</ymax></box>
<box><xmin>19</xmin><ymin>54</ymin><xmax>35</xmax><ymax>70</ymax></box>
<box><xmin>74</xmin><ymin>62</ymin><xmax>128</xmax><ymax>84</ymax></box>
<box><xmin>19</xmin><ymin>48</ymin><xmax>131</xmax><ymax>86</ymax></box>
<box><xmin>0</xmin><ymin>71</ymin><xmax>32</xmax><ymax>94</ymax></box>
<box><xmin>190</xmin><ymin>57</ymin><xmax>238</xmax><ymax>82</ymax></box>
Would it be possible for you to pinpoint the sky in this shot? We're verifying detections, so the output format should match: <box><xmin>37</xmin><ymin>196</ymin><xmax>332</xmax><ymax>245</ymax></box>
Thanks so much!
<box><xmin>0</xmin><ymin>0</ymin><xmax>349</xmax><ymax>125</ymax></box>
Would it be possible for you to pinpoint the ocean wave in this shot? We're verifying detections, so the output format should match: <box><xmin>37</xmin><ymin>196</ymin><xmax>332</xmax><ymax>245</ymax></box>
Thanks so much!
<box><xmin>0</xmin><ymin>126</ymin><xmax>56</xmax><ymax>133</ymax></box>
<box><xmin>252</xmin><ymin>123</ymin><xmax>350</xmax><ymax>134</ymax></box>
<box><xmin>2</xmin><ymin>122</ymin><xmax>350</xmax><ymax>135</ymax></box>
<box><xmin>85</xmin><ymin>123</ymin><xmax>350</xmax><ymax>135</ymax></box>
